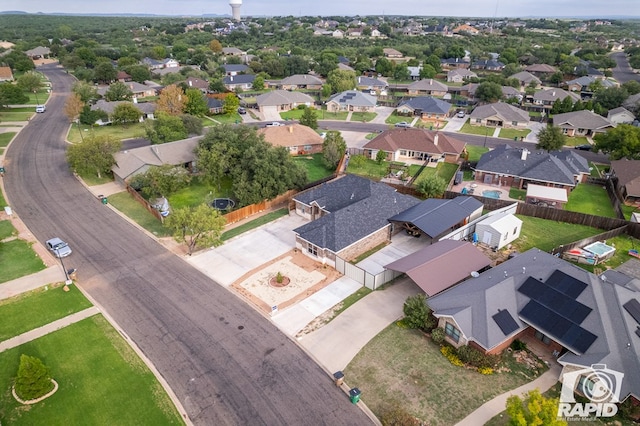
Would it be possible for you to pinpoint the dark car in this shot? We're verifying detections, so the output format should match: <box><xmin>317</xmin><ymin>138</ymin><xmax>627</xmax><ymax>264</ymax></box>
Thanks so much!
<box><xmin>237</xmin><ymin>107</ymin><xmax>246</xmax><ymax>114</ymax></box>
<box><xmin>574</xmin><ymin>144</ymin><xmax>592</xmax><ymax>151</ymax></box>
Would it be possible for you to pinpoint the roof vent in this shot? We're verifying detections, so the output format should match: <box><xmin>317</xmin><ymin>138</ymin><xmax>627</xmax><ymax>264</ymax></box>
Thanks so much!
<box><xmin>470</xmin><ymin>271</ymin><xmax>480</xmax><ymax>278</ymax></box>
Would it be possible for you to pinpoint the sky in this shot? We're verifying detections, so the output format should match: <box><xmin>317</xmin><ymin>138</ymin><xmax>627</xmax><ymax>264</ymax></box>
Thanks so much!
<box><xmin>10</xmin><ymin>0</ymin><xmax>639</xmax><ymax>18</ymax></box>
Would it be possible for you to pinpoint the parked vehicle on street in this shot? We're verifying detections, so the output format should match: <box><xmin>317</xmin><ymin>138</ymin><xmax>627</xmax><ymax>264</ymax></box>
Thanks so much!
<box><xmin>265</xmin><ymin>122</ymin><xmax>284</xmax><ymax>127</ymax></box>
<box><xmin>35</xmin><ymin>105</ymin><xmax>46</xmax><ymax>113</ymax></box>
<box><xmin>46</xmin><ymin>237</ymin><xmax>72</xmax><ymax>257</ymax></box>
<box><xmin>395</xmin><ymin>121</ymin><xmax>411</xmax><ymax>128</ymax></box>
<box><xmin>574</xmin><ymin>144</ymin><xmax>592</xmax><ymax>151</ymax></box>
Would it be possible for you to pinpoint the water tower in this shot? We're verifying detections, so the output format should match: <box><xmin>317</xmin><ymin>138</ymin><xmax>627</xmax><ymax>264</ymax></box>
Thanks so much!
<box><xmin>229</xmin><ymin>0</ymin><xmax>242</xmax><ymax>21</ymax></box>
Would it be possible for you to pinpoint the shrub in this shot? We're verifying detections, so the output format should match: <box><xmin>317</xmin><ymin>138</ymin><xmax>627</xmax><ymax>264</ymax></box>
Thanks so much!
<box><xmin>510</xmin><ymin>339</ymin><xmax>527</xmax><ymax>351</ymax></box>
<box><xmin>478</xmin><ymin>367</ymin><xmax>494</xmax><ymax>375</ymax></box>
<box><xmin>441</xmin><ymin>345</ymin><xmax>464</xmax><ymax>367</ymax></box>
<box><xmin>378</xmin><ymin>401</ymin><xmax>421</xmax><ymax>426</ymax></box>
<box><xmin>457</xmin><ymin>345</ymin><xmax>496</xmax><ymax>369</ymax></box>
<box><xmin>276</xmin><ymin>272</ymin><xmax>283</xmax><ymax>283</ymax></box>
<box><xmin>431</xmin><ymin>327</ymin><xmax>445</xmax><ymax>344</ymax></box>
<box><xmin>403</xmin><ymin>294</ymin><xmax>436</xmax><ymax>331</ymax></box>
<box><xmin>14</xmin><ymin>354</ymin><xmax>54</xmax><ymax>401</ymax></box>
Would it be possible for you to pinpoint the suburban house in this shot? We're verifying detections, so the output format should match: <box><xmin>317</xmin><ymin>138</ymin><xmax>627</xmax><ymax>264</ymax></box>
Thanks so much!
<box><xmin>552</xmin><ymin>110</ymin><xmax>615</xmax><ymax>137</ymax></box>
<box><xmin>278</xmin><ymin>74</ymin><xmax>323</xmax><ymax>90</ymax></box>
<box><xmin>111</xmin><ymin>137</ymin><xmax>199</xmax><ymax>184</ymax></box>
<box><xmin>524</xmin><ymin>63</ymin><xmax>558</xmax><ymax>77</ymax></box>
<box><xmin>383</xmin><ymin>48</ymin><xmax>403</xmax><ymax>59</ymax></box>
<box><xmin>116</xmin><ymin>71</ymin><xmax>132</xmax><ymax>82</ymax></box>
<box><xmin>385</xmin><ymin>240</ymin><xmax>491</xmax><ymax>296</ymax></box>
<box><xmin>427</xmin><ymin>248</ymin><xmax>640</xmax><ymax>408</ymax></box>
<box><xmin>223</xmin><ymin>74</ymin><xmax>255</xmax><ymax>91</ymax></box>
<box><xmin>531</xmin><ymin>88</ymin><xmax>580</xmax><ymax>111</ymax></box>
<box><xmin>474</xmin><ymin>144</ymin><xmax>590</xmax><ymax>190</ymax></box>
<box><xmin>142</xmin><ymin>57</ymin><xmax>179</xmax><ymax>70</ymax></box>
<box><xmin>471</xmin><ymin>59</ymin><xmax>505</xmax><ymax>71</ymax></box>
<box><xmin>509</xmin><ymin>71</ymin><xmax>541</xmax><ymax>89</ymax></box>
<box><xmin>90</xmin><ymin>100</ymin><xmax>156</xmax><ymax>125</ymax></box>
<box><xmin>447</xmin><ymin>69</ymin><xmax>477</xmax><ymax>83</ymax></box>
<box><xmin>607</xmin><ymin>107</ymin><xmax>636</xmax><ymax>125</ymax></box>
<box><xmin>610</xmin><ymin>159</ymin><xmax>640</xmax><ymax>205</ymax></box>
<box><xmin>206</xmin><ymin>97</ymin><xmax>224</xmax><ymax>114</ymax></box>
<box><xmin>95</xmin><ymin>81</ymin><xmax>158</xmax><ymax>99</ymax></box>
<box><xmin>525</xmin><ymin>184</ymin><xmax>569</xmax><ymax>209</ymax></box>
<box><xmin>474</xmin><ymin>211</ymin><xmax>522</xmax><ymax>250</ymax></box>
<box><xmin>257</xmin><ymin>123</ymin><xmax>324</xmax><ymax>155</ymax></box>
<box><xmin>255</xmin><ymin>90</ymin><xmax>314</xmax><ymax>114</ymax></box>
<box><xmin>185</xmin><ymin>76</ymin><xmax>210</xmax><ymax>93</ymax></box>
<box><xmin>457</xmin><ymin>84</ymin><xmax>521</xmax><ymax>102</ymax></box>
<box><xmin>355</xmin><ymin>76</ymin><xmax>388</xmax><ymax>94</ymax></box>
<box><xmin>440</xmin><ymin>58</ymin><xmax>471</xmax><ymax>70</ymax></box>
<box><xmin>363</xmin><ymin>129</ymin><xmax>466</xmax><ymax>165</ymax></box>
<box><xmin>387</xmin><ymin>196</ymin><xmax>484</xmax><ymax>240</ymax></box>
<box><xmin>396</xmin><ymin>97</ymin><xmax>452</xmax><ymax>124</ymax></box>
<box><xmin>452</xmin><ymin>24</ymin><xmax>479</xmax><ymax>35</ymax></box>
<box><xmin>469</xmin><ymin>102</ymin><xmax>530</xmax><ymax>129</ymax></box>
<box><xmin>326</xmin><ymin>91</ymin><xmax>377</xmax><ymax>113</ymax></box>
<box><xmin>25</xmin><ymin>46</ymin><xmax>50</xmax><ymax>59</ymax></box>
<box><xmin>292</xmin><ymin>174</ymin><xmax>420</xmax><ymax>267</ymax></box>
<box><xmin>564</xmin><ymin>76</ymin><xmax>616</xmax><ymax>93</ymax></box>
<box><xmin>221</xmin><ymin>47</ymin><xmax>246</xmax><ymax>56</ymax></box>
<box><xmin>221</xmin><ymin>64</ymin><xmax>249</xmax><ymax>76</ymax></box>
<box><xmin>407</xmin><ymin>79</ymin><xmax>449</xmax><ymax>97</ymax></box>
<box><xmin>0</xmin><ymin>66</ymin><xmax>13</xmax><ymax>81</ymax></box>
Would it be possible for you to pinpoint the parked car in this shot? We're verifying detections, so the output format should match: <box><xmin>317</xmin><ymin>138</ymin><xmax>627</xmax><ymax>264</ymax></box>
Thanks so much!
<box><xmin>456</xmin><ymin>110</ymin><xmax>465</xmax><ymax>118</ymax></box>
<box><xmin>574</xmin><ymin>144</ymin><xmax>592</xmax><ymax>151</ymax></box>
<box><xmin>395</xmin><ymin>121</ymin><xmax>411</xmax><ymax>128</ymax></box>
<box><xmin>237</xmin><ymin>107</ymin><xmax>246</xmax><ymax>114</ymax></box>
<box><xmin>35</xmin><ymin>105</ymin><xmax>46</xmax><ymax>113</ymax></box>
<box><xmin>46</xmin><ymin>237</ymin><xmax>72</xmax><ymax>258</ymax></box>
<box><xmin>265</xmin><ymin>122</ymin><xmax>284</xmax><ymax>127</ymax></box>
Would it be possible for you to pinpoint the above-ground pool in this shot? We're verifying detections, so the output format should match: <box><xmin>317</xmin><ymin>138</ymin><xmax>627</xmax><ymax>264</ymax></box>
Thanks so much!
<box><xmin>482</xmin><ymin>190</ymin><xmax>502</xmax><ymax>199</ymax></box>
<box><xmin>583</xmin><ymin>241</ymin><xmax>616</xmax><ymax>258</ymax></box>
<box><xmin>210</xmin><ymin>198</ymin><xmax>235</xmax><ymax>211</ymax></box>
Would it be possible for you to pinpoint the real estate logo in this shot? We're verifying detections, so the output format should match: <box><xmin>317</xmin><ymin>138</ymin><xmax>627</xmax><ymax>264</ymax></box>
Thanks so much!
<box><xmin>558</xmin><ymin>364</ymin><xmax>623</xmax><ymax>419</ymax></box>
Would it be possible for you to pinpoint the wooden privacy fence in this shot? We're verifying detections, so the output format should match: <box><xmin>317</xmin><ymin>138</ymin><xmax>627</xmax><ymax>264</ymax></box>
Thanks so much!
<box><xmin>126</xmin><ymin>185</ymin><xmax>163</xmax><ymax>222</ymax></box>
<box><xmin>222</xmin><ymin>189</ymin><xmax>297</xmax><ymax>225</ymax></box>
<box><xmin>550</xmin><ymin>226</ymin><xmax>630</xmax><ymax>256</ymax></box>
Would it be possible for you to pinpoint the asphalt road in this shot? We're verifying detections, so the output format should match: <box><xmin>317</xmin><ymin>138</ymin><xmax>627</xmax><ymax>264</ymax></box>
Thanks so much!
<box><xmin>4</xmin><ymin>65</ymin><xmax>371</xmax><ymax>425</ymax></box>
<box><xmin>611</xmin><ymin>52</ymin><xmax>640</xmax><ymax>84</ymax></box>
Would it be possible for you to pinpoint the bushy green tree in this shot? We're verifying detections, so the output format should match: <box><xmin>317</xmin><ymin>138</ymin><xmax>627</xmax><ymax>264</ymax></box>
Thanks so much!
<box><xmin>72</xmin><ymin>81</ymin><xmax>99</xmax><ymax>103</ymax></box>
<box><xmin>180</xmin><ymin>114</ymin><xmax>204</xmax><ymax>136</ymax></box>
<box><xmin>403</xmin><ymin>294</ymin><xmax>435</xmax><ymax>331</ymax></box>
<box><xmin>16</xmin><ymin>72</ymin><xmax>42</xmax><ymax>93</ymax></box>
<box><xmin>14</xmin><ymin>354</ymin><xmax>54</xmax><ymax>401</ymax></box>
<box><xmin>130</xmin><ymin>164</ymin><xmax>191</xmax><ymax>198</ymax></box>
<box><xmin>416</xmin><ymin>174</ymin><xmax>447</xmax><ymax>198</ymax></box>
<box><xmin>375</xmin><ymin>149</ymin><xmax>387</xmax><ymax>164</ymax></box>
<box><xmin>594</xmin><ymin>124</ymin><xmax>640</xmax><ymax>160</ymax></box>
<box><xmin>104</xmin><ymin>82</ymin><xmax>133</xmax><ymax>102</ymax></box>
<box><xmin>66</xmin><ymin>134</ymin><xmax>121</xmax><ymax>178</ymax></box>
<box><xmin>145</xmin><ymin>111</ymin><xmax>187</xmax><ymax>144</ymax></box>
<box><xmin>164</xmin><ymin>204</ymin><xmax>226</xmax><ymax>255</ymax></box>
<box><xmin>184</xmin><ymin>88</ymin><xmax>208</xmax><ymax>116</ymax></box>
<box><xmin>222</xmin><ymin>93</ymin><xmax>240</xmax><ymax>115</ymax></box>
<box><xmin>322</xmin><ymin>131</ymin><xmax>346</xmax><ymax>168</ymax></box>
<box><xmin>506</xmin><ymin>390</ymin><xmax>566</xmax><ymax>426</ymax></box>
<box><xmin>326</xmin><ymin>69</ymin><xmax>356</xmax><ymax>94</ymax></box>
<box><xmin>475</xmin><ymin>82</ymin><xmax>503</xmax><ymax>103</ymax></box>
<box><xmin>536</xmin><ymin>125</ymin><xmax>566</xmax><ymax>152</ymax></box>
<box><xmin>110</xmin><ymin>102</ymin><xmax>142</xmax><ymax>126</ymax></box>
<box><xmin>0</xmin><ymin>83</ymin><xmax>29</xmax><ymax>107</ymax></box>
<box><xmin>299</xmin><ymin>106</ymin><xmax>318</xmax><ymax>129</ymax></box>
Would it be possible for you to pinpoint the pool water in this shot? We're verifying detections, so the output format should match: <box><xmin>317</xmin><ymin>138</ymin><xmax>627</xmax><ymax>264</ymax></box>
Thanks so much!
<box><xmin>482</xmin><ymin>190</ymin><xmax>502</xmax><ymax>199</ymax></box>
<box><xmin>583</xmin><ymin>241</ymin><xmax>615</xmax><ymax>257</ymax></box>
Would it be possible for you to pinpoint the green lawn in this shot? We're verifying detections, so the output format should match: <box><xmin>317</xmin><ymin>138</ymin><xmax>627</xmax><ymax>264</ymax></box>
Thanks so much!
<box><xmin>292</xmin><ymin>153</ymin><xmax>335</xmax><ymax>182</ymax></box>
<box><xmin>466</xmin><ymin>145</ymin><xmax>489</xmax><ymax>162</ymax></box>
<box><xmin>279</xmin><ymin>108</ymin><xmax>306</xmax><ymax>120</ymax></box>
<box><xmin>0</xmin><ymin>190</ymin><xmax>6</xmax><ymax>208</ymax></box>
<box><xmin>508</xmin><ymin>188</ymin><xmax>526</xmax><ymax>202</ymax></box>
<box><xmin>0</xmin><ymin>316</ymin><xmax>184</xmax><ymax>425</ymax></box>
<box><xmin>0</xmin><ymin>220</ymin><xmax>17</xmax><ymax>239</ymax></box>
<box><xmin>565</xmin><ymin>184</ymin><xmax>616</xmax><ymax>218</ymax></box>
<box><xmin>589</xmin><ymin>162</ymin><xmax>607</xmax><ymax>177</ymax></box>
<box><xmin>74</xmin><ymin>169</ymin><xmax>115</xmax><ymax>186</ymax></box>
<box><xmin>24</xmin><ymin>89</ymin><xmax>50</xmax><ymax>105</ymax></box>
<box><xmin>320</xmin><ymin>111</ymin><xmax>349</xmax><ymax>121</ymax></box>
<box><xmin>350</xmin><ymin>112</ymin><xmax>376</xmax><ymax>122</ymax></box>
<box><xmin>345</xmin><ymin>324</ymin><xmax>546</xmax><ymax>426</ymax></box>
<box><xmin>67</xmin><ymin>122</ymin><xmax>146</xmax><ymax>144</ymax></box>
<box><xmin>414</xmin><ymin>162</ymin><xmax>459</xmax><ymax>185</ymax></box>
<box><xmin>201</xmin><ymin>116</ymin><xmax>218</xmax><ymax>127</ymax></box>
<box><xmin>0</xmin><ymin>284</ymin><xmax>93</xmax><ymax>340</ymax></box>
<box><xmin>385</xmin><ymin>112</ymin><xmax>412</xmax><ymax>125</ymax></box>
<box><xmin>209</xmin><ymin>112</ymin><xmax>242</xmax><ymax>124</ymax></box>
<box><xmin>622</xmin><ymin>204</ymin><xmax>639</xmax><ymax>221</ymax></box>
<box><xmin>512</xmin><ymin>216</ymin><xmax>602</xmax><ymax>253</ymax></box>
<box><xmin>0</xmin><ymin>239</ymin><xmax>46</xmax><ymax>284</ymax></box>
<box><xmin>459</xmin><ymin>121</ymin><xmax>493</xmax><ymax>136</ymax></box>
<box><xmin>167</xmin><ymin>176</ymin><xmax>230</xmax><ymax>210</ymax></box>
<box><xmin>0</xmin><ymin>132</ymin><xmax>16</xmax><ymax>147</ymax></box>
<box><xmin>563</xmin><ymin>136</ymin><xmax>589</xmax><ymax>147</ymax></box>
<box><xmin>106</xmin><ymin>191</ymin><xmax>171</xmax><ymax>237</ymax></box>
<box><xmin>497</xmin><ymin>128</ymin><xmax>531</xmax><ymax>140</ymax></box>
<box><xmin>346</xmin><ymin>158</ymin><xmax>389</xmax><ymax>179</ymax></box>
<box><xmin>0</xmin><ymin>111</ymin><xmax>33</xmax><ymax>122</ymax></box>
<box><xmin>221</xmin><ymin>208</ymin><xmax>290</xmax><ymax>241</ymax></box>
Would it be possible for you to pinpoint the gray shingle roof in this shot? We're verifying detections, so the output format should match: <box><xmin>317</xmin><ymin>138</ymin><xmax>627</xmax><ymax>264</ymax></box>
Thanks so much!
<box><xmin>223</xmin><ymin>74</ymin><xmax>255</xmax><ymax>85</ymax></box>
<box><xmin>552</xmin><ymin>110</ymin><xmax>614</xmax><ymax>131</ymax></box>
<box><xmin>280</xmin><ymin>74</ymin><xmax>323</xmax><ymax>85</ymax></box>
<box><xmin>408</xmin><ymin>79</ymin><xmax>449</xmax><ymax>92</ymax></box>
<box><xmin>476</xmin><ymin>144</ymin><xmax>589</xmax><ymax>186</ymax></box>
<box><xmin>363</xmin><ymin>129</ymin><xmax>466</xmax><ymax>156</ymax></box>
<box><xmin>91</xmin><ymin>100</ymin><xmax>156</xmax><ymax>115</ymax></box>
<box><xmin>388</xmin><ymin>196</ymin><xmax>483</xmax><ymax>238</ymax></box>
<box><xmin>356</xmin><ymin>76</ymin><xmax>388</xmax><ymax>88</ymax></box>
<box><xmin>509</xmin><ymin>71</ymin><xmax>541</xmax><ymax>85</ymax></box>
<box><xmin>398</xmin><ymin>97</ymin><xmax>452</xmax><ymax>114</ymax></box>
<box><xmin>327</xmin><ymin>91</ymin><xmax>377</xmax><ymax>108</ymax></box>
<box><xmin>222</xmin><ymin>64</ymin><xmax>249</xmax><ymax>73</ymax></box>
<box><xmin>532</xmin><ymin>88</ymin><xmax>580</xmax><ymax>103</ymax></box>
<box><xmin>470</xmin><ymin>102</ymin><xmax>529</xmax><ymax>123</ymax></box>
<box><xmin>255</xmin><ymin>90</ymin><xmax>315</xmax><ymax>107</ymax></box>
<box><xmin>293</xmin><ymin>175</ymin><xmax>420</xmax><ymax>252</ymax></box>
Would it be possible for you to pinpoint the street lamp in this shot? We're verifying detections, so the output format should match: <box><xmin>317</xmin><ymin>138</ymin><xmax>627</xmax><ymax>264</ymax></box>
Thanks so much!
<box><xmin>54</xmin><ymin>248</ymin><xmax>72</xmax><ymax>285</ymax></box>
<box><xmin>484</xmin><ymin>126</ymin><xmax>489</xmax><ymax>148</ymax></box>
<box><xmin>33</xmin><ymin>89</ymin><xmax>40</xmax><ymax>105</ymax></box>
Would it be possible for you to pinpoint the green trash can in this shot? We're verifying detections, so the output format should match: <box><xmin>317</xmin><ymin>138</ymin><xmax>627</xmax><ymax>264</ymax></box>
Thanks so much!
<box><xmin>514</xmin><ymin>136</ymin><xmax>518</xmax><ymax>141</ymax></box>
<box><xmin>349</xmin><ymin>387</ymin><xmax>361</xmax><ymax>404</ymax></box>
<box><xmin>101</xmin><ymin>196</ymin><xmax>108</xmax><ymax>205</ymax></box>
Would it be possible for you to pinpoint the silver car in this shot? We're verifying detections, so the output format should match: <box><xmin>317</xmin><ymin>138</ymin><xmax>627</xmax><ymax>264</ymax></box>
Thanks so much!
<box><xmin>46</xmin><ymin>237</ymin><xmax>72</xmax><ymax>258</ymax></box>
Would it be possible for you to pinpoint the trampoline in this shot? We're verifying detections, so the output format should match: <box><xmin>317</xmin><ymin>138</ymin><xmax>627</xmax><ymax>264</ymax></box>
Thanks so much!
<box><xmin>210</xmin><ymin>198</ymin><xmax>235</xmax><ymax>211</ymax></box>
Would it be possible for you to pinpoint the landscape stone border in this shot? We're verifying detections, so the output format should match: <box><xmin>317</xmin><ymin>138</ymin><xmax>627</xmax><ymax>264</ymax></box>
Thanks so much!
<box><xmin>12</xmin><ymin>379</ymin><xmax>58</xmax><ymax>404</ymax></box>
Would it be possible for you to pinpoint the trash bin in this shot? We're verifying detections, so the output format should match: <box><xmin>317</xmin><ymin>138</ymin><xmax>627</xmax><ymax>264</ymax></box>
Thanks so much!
<box><xmin>101</xmin><ymin>196</ymin><xmax>108</xmax><ymax>205</ymax></box>
<box><xmin>67</xmin><ymin>268</ymin><xmax>77</xmax><ymax>280</ymax></box>
<box><xmin>333</xmin><ymin>371</ymin><xmax>344</xmax><ymax>387</ymax></box>
<box><xmin>349</xmin><ymin>387</ymin><xmax>361</xmax><ymax>404</ymax></box>
<box><xmin>514</xmin><ymin>136</ymin><xmax>518</xmax><ymax>141</ymax></box>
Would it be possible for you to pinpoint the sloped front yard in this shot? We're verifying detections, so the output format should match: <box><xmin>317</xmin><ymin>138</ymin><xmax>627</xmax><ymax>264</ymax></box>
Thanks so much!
<box><xmin>345</xmin><ymin>325</ymin><xmax>546</xmax><ymax>426</ymax></box>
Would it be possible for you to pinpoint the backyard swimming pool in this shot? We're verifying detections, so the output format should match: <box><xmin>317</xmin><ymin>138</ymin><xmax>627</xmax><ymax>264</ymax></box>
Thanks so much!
<box><xmin>482</xmin><ymin>190</ymin><xmax>502</xmax><ymax>199</ymax></box>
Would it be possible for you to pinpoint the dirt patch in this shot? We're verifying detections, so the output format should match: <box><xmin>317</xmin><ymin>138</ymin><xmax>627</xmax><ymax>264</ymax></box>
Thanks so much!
<box><xmin>269</xmin><ymin>275</ymin><xmax>290</xmax><ymax>287</ymax></box>
<box><xmin>230</xmin><ymin>249</ymin><xmax>342</xmax><ymax>315</ymax></box>
<box><xmin>295</xmin><ymin>301</ymin><xmax>344</xmax><ymax>338</ymax></box>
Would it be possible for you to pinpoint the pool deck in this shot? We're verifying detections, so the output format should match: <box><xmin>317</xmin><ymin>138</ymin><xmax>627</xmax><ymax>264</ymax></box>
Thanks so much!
<box><xmin>451</xmin><ymin>181</ymin><xmax>520</xmax><ymax>202</ymax></box>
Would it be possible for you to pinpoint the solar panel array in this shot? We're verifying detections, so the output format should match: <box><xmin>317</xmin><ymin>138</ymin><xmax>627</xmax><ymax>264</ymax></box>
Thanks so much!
<box><xmin>623</xmin><ymin>299</ymin><xmax>640</xmax><ymax>325</ymax></box>
<box><xmin>492</xmin><ymin>309</ymin><xmax>519</xmax><ymax>336</ymax></box>
<box><xmin>517</xmin><ymin>271</ymin><xmax>597</xmax><ymax>354</ymax></box>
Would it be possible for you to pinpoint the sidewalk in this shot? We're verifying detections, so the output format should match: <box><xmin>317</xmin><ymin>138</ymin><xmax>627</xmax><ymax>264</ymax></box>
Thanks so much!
<box><xmin>0</xmin><ymin>266</ymin><xmax>64</xmax><ymax>300</ymax></box>
<box><xmin>0</xmin><ymin>306</ymin><xmax>100</xmax><ymax>353</ymax></box>
<box><xmin>455</xmin><ymin>362</ymin><xmax>562</xmax><ymax>426</ymax></box>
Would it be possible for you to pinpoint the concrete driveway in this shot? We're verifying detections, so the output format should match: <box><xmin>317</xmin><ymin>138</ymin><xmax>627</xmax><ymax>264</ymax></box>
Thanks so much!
<box><xmin>356</xmin><ymin>231</ymin><xmax>431</xmax><ymax>274</ymax></box>
<box><xmin>187</xmin><ymin>214</ymin><xmax>306</xmax><ymax>287</ymax></box>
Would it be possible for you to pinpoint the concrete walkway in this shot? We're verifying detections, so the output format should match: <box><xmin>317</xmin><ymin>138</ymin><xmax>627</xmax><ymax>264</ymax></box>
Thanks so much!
<box><xmin>455</xmin><ymin>362</ymin><xmax>563</xmax><ymax>426</ymax></box>
<box><xmin>0</xmin><ymin>266</ymin><xmax>65</xmax><ymax>300</ymax></box>
<box><xmin>0</xmin><ymin>306</ymin><xmax>100</xmax><ymax>353</ymax></box>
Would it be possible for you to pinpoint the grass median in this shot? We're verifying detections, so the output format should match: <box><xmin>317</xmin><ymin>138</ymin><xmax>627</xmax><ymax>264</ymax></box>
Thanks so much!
<box><xmin>0</xmin><ymin>239</ymin><xmax>46</xmax><ymax>284</ymax></box>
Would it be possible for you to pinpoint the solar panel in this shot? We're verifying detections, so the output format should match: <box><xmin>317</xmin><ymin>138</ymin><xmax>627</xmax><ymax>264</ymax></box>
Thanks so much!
<box><xmin>545</xmin><ymin>270</ymin><xmax>587</xmax><ymax>298</ymax></box>
<box><xmin>520</xmin><ymin>301</ymin><xmax>597</xmax><ymax>354</ymax></box>
<box><xmin>517</xmin><ymin>275</ymin><xmax>592</xmax><ymax>324</ymax></box>
<box><xmin>636</xmin><ymin>327</ymin><xmax>640</xmax><ymax>339</ymax></box>
<box><xmin>493</xmin><ymin>310</ymin><xmax>519</xmax><ymax>336</ymax></box>
<box><xmin>623</xmin><ymin>299</ymin><xmax>640</xmax><ymax>325</ymax></box>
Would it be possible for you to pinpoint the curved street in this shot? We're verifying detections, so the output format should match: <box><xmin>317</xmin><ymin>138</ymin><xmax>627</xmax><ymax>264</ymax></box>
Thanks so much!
<box><xmin>3</xmin><ymin>64</ymin><xmax>371</xmax><ymax>425</ymax></box>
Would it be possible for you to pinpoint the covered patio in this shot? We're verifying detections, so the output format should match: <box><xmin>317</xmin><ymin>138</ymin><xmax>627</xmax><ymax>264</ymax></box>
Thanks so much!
<box><xmin>525</xmin><ymin>184</ymin><xmax>568</xmax><ymax>209</ymax></box>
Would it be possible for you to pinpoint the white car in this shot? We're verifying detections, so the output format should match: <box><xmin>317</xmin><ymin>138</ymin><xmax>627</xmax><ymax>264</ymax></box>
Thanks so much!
<box><xmin>35</xmin><ymin>105</ymin><xmax>46</xmax><ymax>113</ymax></box>
<box><xmin>46</xmin><ymin>237</ymin><xmax>72</xmax><ymax>258</ymax></box>
<box><xmin>395</xmin><ymin>121</ymin><xmax>411</xmax><ymax>128</ymax></box>
<box><xmin>456</xmin><ymin>110</ymin><xmax>465</xmax><ymax>118</ymax></box>
<box><xmin>265</xmin><ymin>122</ymin><xmax>284</xmax><ymax>127</ymax></box>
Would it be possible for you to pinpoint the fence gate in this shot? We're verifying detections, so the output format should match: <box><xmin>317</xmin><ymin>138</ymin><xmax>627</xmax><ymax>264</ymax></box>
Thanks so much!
<box><xmin>335</xmin><ymin>257</ymin><xmax>366</xmax><ymax>285</ymax></box>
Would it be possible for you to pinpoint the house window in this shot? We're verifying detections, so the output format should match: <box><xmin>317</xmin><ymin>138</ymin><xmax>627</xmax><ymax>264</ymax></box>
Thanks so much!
<box><xmin>511</xmin><ymin>121</ymin><xmax>518</xmax><ymax>126</ymax></box>
<box><xmin>399</xmin><ymin>150</ymin><xmax>407</xmax><ymax>156</ymax></box>
<box><xmin>503</xmin><ymin>233</ymin><xmax>508</xmax><ymax>241</ymax></box>
<box><xmin>476</xmin><ymin>119</ymin><xmax>482</xmax><ymax>124</ymax></box>
<box><xmin>513</xmin><ymin>227</ymin><xmax>518</xmax><ymax>235</ymax></box>
<box><xmin>445</xmin><ymin>322</ymin><xmax>461</xmax><ymax>343</ymax></box>
<box><xmin>534</xmin><ymin>330</ymin><xmax>551</xmax><ymax>345</ymax></box>
<box><xmin>304</xmin><ymin>145</ymin><xmax>312</xmax><ymax>151</ymax></box>
<box><xmin>307</xmin><ymin>243</ymin><xmax>318</xmax><ymax>257</ymax></box>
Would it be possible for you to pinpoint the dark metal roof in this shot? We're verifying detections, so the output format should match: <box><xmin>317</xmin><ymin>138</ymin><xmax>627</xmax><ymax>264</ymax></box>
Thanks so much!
<box><xmin>398</xmin><ymin>96</ymin><xmax>452</xmax><ymax>114</ymax></box>
<box><xmin>388</xmin><ymin>196</ymin><xmax>483</xmax><ymax>238</ymax></box>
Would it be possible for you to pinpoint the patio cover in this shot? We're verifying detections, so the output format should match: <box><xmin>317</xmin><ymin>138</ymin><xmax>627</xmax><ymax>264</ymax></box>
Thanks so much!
<box><xmin>385</xmin><ymin>240</ymin><xmax>491</xmax><ymax>296</ymax></box>
<box><xmin>526</xmin><ymin>184</ymin><xmax>568</xmax><ymax>203</ymax></box>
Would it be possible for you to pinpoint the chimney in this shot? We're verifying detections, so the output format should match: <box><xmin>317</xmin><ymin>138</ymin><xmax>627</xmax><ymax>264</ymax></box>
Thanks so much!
<box><xmin>433</xmin><ymin>133</ymin><xmax>439</xmax><ymax>145</ymax></box>
<box><xmin>521</xmin><ymin>149</ymin><xmax>528</xmax><ymax>160</ymax></box>
<box><xmin>230</xmin><ymin>76</ymin><xmax>233</xmax><ymax>81</ymax></box>
<box><xmin>429</xmin><ymin>79</ymin><xmax>433</xmax><ymax>84</ymax></box>
<box><xmin>133</xmin><ymin>96</ymin><xmax>138</xmax><ymax>104</ymax></box>
<box><xmin>189</xmin><ymin>80</ymin><xmax>192</xmax><ymax>86</ymax></box>
<box><xmin>552</xmin><ymin>91</ymin><xmax>556</xmax><ymax>96</ymax></box>
<box><xmin>289</xmin><ymin>125</ymin><xmax>293</xmax><ymax>133</ymax></box>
